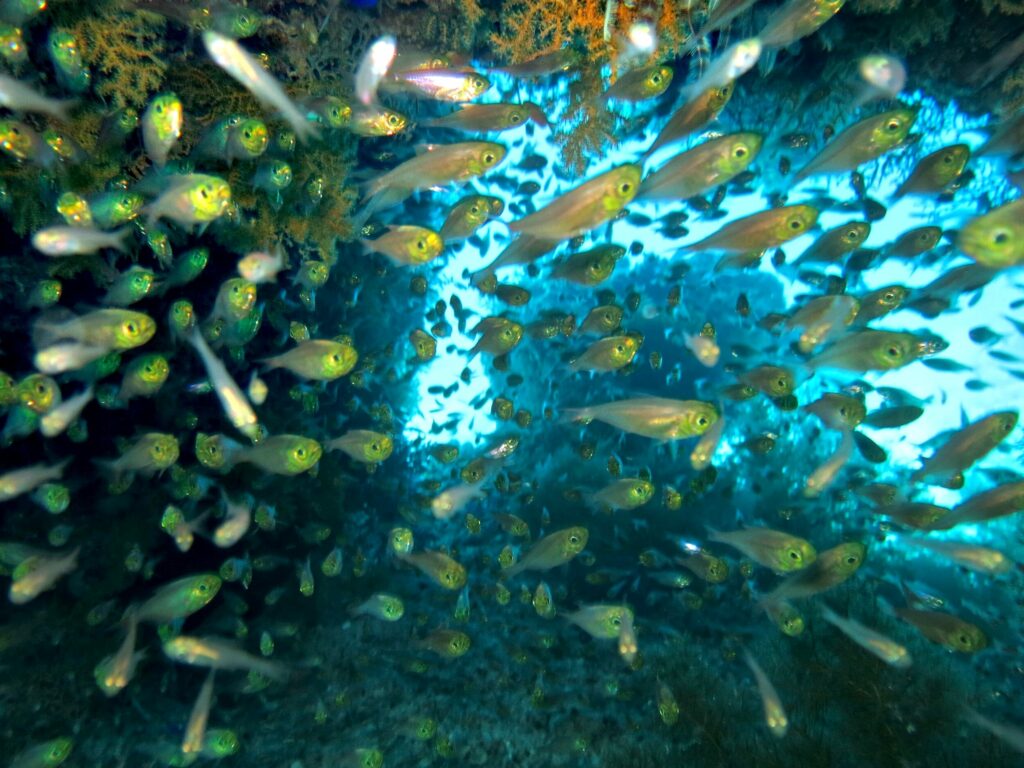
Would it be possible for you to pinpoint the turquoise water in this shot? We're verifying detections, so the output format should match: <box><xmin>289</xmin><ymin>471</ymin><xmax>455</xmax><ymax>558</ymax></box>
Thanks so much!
<box><xmin>1</xmin><ymin>2</ymin><xmax>1023</xmax><ymax>767</ymax></box>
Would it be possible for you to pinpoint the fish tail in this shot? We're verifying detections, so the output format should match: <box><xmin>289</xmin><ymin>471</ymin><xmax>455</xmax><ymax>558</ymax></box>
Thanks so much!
<box><xmin>559</xmin><ymin>407</ymin><xmax>592</xmax><ymax>425</ymax></box>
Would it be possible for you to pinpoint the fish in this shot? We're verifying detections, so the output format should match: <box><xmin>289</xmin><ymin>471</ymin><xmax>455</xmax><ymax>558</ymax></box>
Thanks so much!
<box><xmin>550</xmin><ymin>244</ymin><xmax>625</xmax><ymax>285</ymax></box>
<box><xmin>417</xmin><ymin>628</ymin><xmax>471</xmax><ymax>658</ymax></box>
<box><xmin>601</xmin><ymin>64</ymin><xmax>673</xmax><ymax>102</ymax></box>
<box><xmin>357</xmin><ymin>141</ymin><xmax>506</xmax><ymax>223</ymax></box>
<box><xmin>794</xmin><ymin>108</ymin><xmax>917</xmax><ymax>181</ymax></box>
<box><xmin>363</xmin><ymin>225</ymin><xmax>444</xmax><ymax>266</ymax></box>
<box><xmin>897</xmin><ymin>537</ymin><xmax>1012</xmax><ymax>574</ymax></box>
<box><xmin>854</xmin><ymin>54</ymin><xmax>906</xmax><ymax>105</ymax></box>
<box><xmin>804</xmin><ymin>393</ymin><xmax>866</xmax><ymax>431</ymax></box>
<box><xmin>570</xmin><ymin>335</ymin><xmax>640</xmax><ymax>372</ymax></box>
<box><xmin>202</xmin><ymin>31</ymin><xmax>317</xmax><ymax>142</ymax></box>
<box><xmin>889</xmin><ymin>590</ymin><xmax>987</xmax><ymax>653</ymax></box>
<box><xmin>354</xmin><ymin>35</ymin><xmax>396</xmax><ymax>106</ymax></box>
<box><xmin>637</xmin><ymin>132</ymin><xmax>763</xmax><ymax>201</ymax></box>
<box><xmin>351</xmin><ymin>593</ymin><xmax>405</xmax><ymax>621</ymax></box>
<box><xmin>9</xmin><ymin>546</ymin><xmax>79</xmax><ymax>604</ymax></box>
<box><xmin>387</xmin><ymin>67</ymin><xmax>490</xmax><ymax>101</ymax></box>
<box><xmin>9</xmin><ymin>738</ymin><xmax>73</xmax><ymax>768</ymax></box>
<box><xmin>679</xmin><ymin>39</ymin><xmax>761</xmax><ymax>102</ymax></box>
<box><xmin>804</xmin><ymin>430</ymin><xmax>854</xmax><ymax>497</ymax></box>
<box><xmin>758</xmin><ymin>0</ymin><xmax>846</xmax><ymax>49</ymax></box>
<box><xmin>425</xmin><ymin>102</ymin><xmax>546</xmax><ymax>132</ymax></box>
<box><xmin>940</xmin><ymin>481</ymin><xmax>1024</xmax><ymax>528</ymax></box>
<box><xmin>643</xmin><ymin>83</ymin><xmax>735</xmax><ymax>159</ymax></box>
<box><xmin>911</xmin><ymin>411</ymin><xmax>1017</xmax><ymax>484</ymax></box>
<box><xmin>398</xmin><ymin>549</ymin><xmax>467</xmax><ymax>589</ymax></box>
<box><xmin>795</xmin><ymin>221</ymin><xmax>870</xmax><ymax>263</ymax></box>
<box><xmin>431</xmin><ymin>484</ymin><xmax>485</xmax><ymax>519</ymax></box>
<box><xmin>893</xmin><ymin>143</ymin><xmax>970</xmax><ymax>199</ymax></box>
<box><xmin>262</xmin><ymin>340</ymin><xmax>358</xmax><ymax>380</ymax></box>
<box><xmin>32</xmin><ymin>225</ymin><xmax>128</xmax><ymax>257</ymax></box>
<box><xmin>957</xmin><ymin>199</ymin><xmax>1024</xmax><ymax>268</ymax></box>
<box><xmin>326</xmin><ymin>430</ymin><xmax>393</xmax><ymax>463</ymax></box>
<box><xmin>563</xmin><ymin>397</ymin><xmax>718</xmax><ymax>440</ymax></box>
<box><xmin>186</xmin><ymin>328</ymin><xmax>260</xmax><ymax>441</ymax></box>
<box><xmin>762</xmin><ymin>542</ymin><xmax>866</xmax><ymax>602</ymax></box>
<box><xmin>0</xmin><ymin>74</ymin><xmax>74</xmax><ymax>120</ymax></box>
<box><xmin>440</xmin><ymin>195</ymin><xmax>503</xmax><ymax>241</ymax></box>
<box><xmin>181</xmin><ymin>670</ymin><xmax>216</xmax><ymax>761</ymax></box>
<box><xmin>93</xmin><ymin>610</ymin><xmax>144</xmax><ymax>697</ymax></box>
<box><xmin>0</xmin><ymin>461</ymin><xmax>69</xmax><ymax>503</ymax></box>
<box><xmin>235</xmin><ymin>435</ymin><xmax>322</xmax><ymax>475</ymax></box>
<box><xmin>564</xmin><ymin>604</ymin><xmax>634</xmax><ymax>639</ymax></box>
<box><xmin>589</xmin><ymin>478</ymin><xmax>654</xmax><ymax>511</ymax></box>
<box><xmin>819</xmin><ymin>605</ymin><xmax>911</xmax><ymax>668</ymax></box>
<box><xmin>684</xmin><ymin>205</ymin><xmax>819</xmax><ymax>253</ymax></box>
<box><xmin>502</xmin><ymin>527</ymin><xmax>588</xmax><ymax>579</ymax></box>
<box><xmin>707</xmin><ymin>526</ymin><xmax>816</xmax><ymax>574</ymax></box>
<box><xmin>141</xmin><ymin>92</ymin><xmax>182</xmax><ymax>168</ymax></box>
<box><xmin>163</xmin><ymin>635</ymin><xmax>288</xmax><ymax>679</ymax></box>
<box><xmin>509</xmin><ymin>165</ymin><xmax>641</xmax><ymax>241</ymax></box>
<box><xmin>143</xmin><ymin>174</ymin><xmax>232</xmax><ymax>229</ymax></box>
<box><xmin>808</xmin><ymin>330</ymin><xmax>938</xmax><ymax>372</ymax></box>
<box><xmin>743</xmin><ymin>650</ymin><xmax>788</xmax><ymax>738</ymax></box>
<box><xmin>965</xmin><ymin>710</ymin><xmax>1024</xmax><ymax>755</ymax></box>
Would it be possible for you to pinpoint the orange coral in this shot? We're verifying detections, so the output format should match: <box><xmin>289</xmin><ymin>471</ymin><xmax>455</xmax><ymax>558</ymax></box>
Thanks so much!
<box><xmin>71</xmin><ymin>8</ymin><xmax>168</xmax><ymax>110</ymax></box>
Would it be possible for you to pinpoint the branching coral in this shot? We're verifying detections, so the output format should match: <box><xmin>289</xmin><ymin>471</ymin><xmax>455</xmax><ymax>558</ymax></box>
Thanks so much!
<box><xmin>70</xmin><ymin>7</ymin><xmax>168</xmax><ymax>110</ymax></box>
<box><xmin>554</xmin><ymin>68</ymin><xmax>618</xmax><ymax>176</ymax></box>
<box><xmin>490</xmin><ymin>0</ymin><xmax>610</xmax><ymax>65</ymax></box>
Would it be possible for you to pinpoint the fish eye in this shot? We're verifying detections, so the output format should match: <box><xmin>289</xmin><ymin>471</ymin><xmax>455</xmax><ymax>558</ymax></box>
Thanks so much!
<box><xmin>296</xmin><ymin>447</ymin><xmax>307</xmax><ymax>458</ymax></box>
<box><xmin>697</xmin><ymin>416</ymin><xmax>708</xmax><ymax>426</ymax></box>
<box><xmin>371</xmin><ymin>443</ymin><xmax>380</xmax><ymax>451</ymax></box>
<box><xmin>845</xmin><ymin>555</ymin><xmax>858</xmax><ymax>565</ymax></box>
<box><xmin>618</xmin><ymin>181</ymin><xmax>633</xmax><ymax>195</ymax></box>
<box><xmin>884</xmin><ymin>291</ymin><xmax>896</xmax><ymax>301</ymax></box>
<box><xmin>651</xmin><ymin>74</ymin><xmax>662</xmax><ymax>85</ymax></box>
<box><xmin>789</xmin><ymin>219</ymin><xmax>804</xmax><ymax>230</ymax></box>
<box><xmin>415</xmin><ymin>239</ymin><xmax>427</xmax><ymax>251</ymax></box>
<box><xmin>569</xmin><ymin>534</ymin><xmax>580</xmax><ymax>544</ymax></box>
<box><xmin>387</xmin><ymin>114</ymin><xmax>400</xmax><ymax>125</ymax></box>
<box><xmin>611</xmin><ymin>616</ymin><xmax>622</xmax><ymax>628</ymax></box>
<box><xmin>734</xmin><ymin>146</ymin><xmax>748</xmax><ymax>158</ymax></box>
<box><xmin>126</xmin><ymin>322</ymin><xmax>138</xmax><ymax>334</ymax></box>
<box><xmin>331</xmin><ymin>354</ymin><xmax>341</xmax><ymax>362</ymax></box>
<box><xmin>199</xmin><ymin>186</ymin><xmax>209</xmax><ymax>199</ymax></box>
<box><xmin>483</xmin><ymin>152</ymin><xmax>496</xmax><ymax>164</ymax></box>
<box><xmin>942</xmin><ymin>153</ymin><xmax>954</xmax><ymax>163</ymax></box>
<box><xmin>788</xmin><ymin>550</ymin><xmax>801</xmax><ymax>560</ymax></box>
<box><xmin>992</xmin><ymin>230</ymin><xmax>1010</xmax><ymax>245</ymax></box>
<box><xmin>470</xmin><ymin>205</ymin><xmax>481</xmax><ymax>215</ymax></box>
<box><xmin>886</xmin><ymin>346</ymin><xmax>901</xmax><ymax>357</ymax></box>
<box><xmin>155</xmin><ymin>103</ymin><xmax>164</xmax><ymax>114</ymax></box>
<box><xmin>777</xmin><ymin>377</ymin><xmax>787</xmax><ymax>387</ymax></box>
<box><xmin>886</xmin><ymin>120</ymin><xmax>901</xmax><ymax>131</ymax></box>
<box><xmin>958</xmin><ymin>634</ymin><xmax>969</xmax><ymax>646</ymax></box>
<box><xmin>198</xmin><ymin>582</ymin><xmax>209</xmax><ymax>592</ymax></box>
<box><xmin>615</xmin><ymin>345</ymin><xmax>625</xmax><ymax>353</ymax></box>
<box><xmin>509</xmin><ymin>111</ymin><xmax>524</xmax><ymax>123</ymax></box>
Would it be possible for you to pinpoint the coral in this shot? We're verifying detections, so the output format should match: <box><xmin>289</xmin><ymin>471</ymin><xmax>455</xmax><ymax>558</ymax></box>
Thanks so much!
<box><xmin>69</xmin><ymin>5</ymin><xmax>169</xmax><ymax>110</ymax></box>
<box><xmin>554</xmin><ymin>68</ymin><xmax>618</xmax><ymax>176</ymax></box>
<box><xmin>490</xmin><ymin>0</ymin><xmax>610</xmax><ymax>66</ymax></box>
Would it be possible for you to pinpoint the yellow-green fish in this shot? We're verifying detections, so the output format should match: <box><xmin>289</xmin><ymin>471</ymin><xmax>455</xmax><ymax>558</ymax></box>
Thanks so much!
<box><xmin>804</xmin><ymin>393</ymin><xmax>866</xmax><ymax>430</ymax></box>
<box><xmin>142</xmin><ymin>92</ymin><xmax>183</xmax><ymax>168</ymax></box>
<box><xmin>957</xmin><ymin>199</ymin><xmax>1024</xmax><ymax>268</ymax></box>
<box><xmin>686</xmin><ymin>205</ymin><xmax>818</xmax><ymax>253</ymax></box>
<box><xmin>326</xmin><ymin>430</ymin><xmax>393</xmax><ymax>463</ymax></box>
<box><xmin>9</xmin><ymin>738</ymin><xmax>73</xmax><ymax>768</ymax></box>
<box><xmin>708</xmin><ymin>527</ymin><xmax>816</xmax><ymax>574</ymax></box>
<box><xmin>363</xmin><ymin>225</ymin><xmax>444</xmax><ymax>266</ymax></box>
<box><xmin>236</xmin><ymin>435</ymin><xmax>322</xmax><ymax>475</ymax></box>
<box><xmin>440</xmin><ymin>195</ymin><xmax>504</xmax><ymax>242</ymax></box>
<box><xmin>740</xmin><ymin>365</ymin><xmax>796</xmax><ymax>397</ymax></box>
<box><xmin>509</xmin><ymin>165</ymin><xmax>641</xmax><ymax>241</ymax></box>
<box><xmin>893</xmin><ymin>143</ymin><xmax>970</xmax><ymax>199</ymax></box>
<box><xmin>262</xmin><ymin>340</ymin><xmax>358</xmax><ymax>380</ymax></box>
<box><xmin>563</xmin><ymin>397</ymin><xmax>718</xmax><ymax>440</ymax></box>
<box><xmin>417</xmin><ymin>628</ymin><xmax>471</xmax><ymax>658</ymax></box>
<box><xmin>163</xmin><ymin>635</ymin><xmax>287</xmax><ymax>678</ymax></box>
<box><xmin>855</xmin><ymin>284</ymin><xmax>909</xmax><ymax>322</ymax></box>
<box><xmin>570</xmin><ymin>335</ymin><xmax>640</xmax><ymax>372</ymax></box>
<box><xmin>786</xmin><ymin>295</ymin><xmax>859</xmax><ymax>353</ymax></box>
<box><xmin>638</xmin><ymin>132</ymin><xmax>762</xmax><ymax>201</ymax></box>
<box><xmin>144</xmin><ymin>174</ymin><xmax>232</xmax><ymax>229</ymax></box>
<box><xmin>763</xmin><ymin>542</ymin><xmax>866</xmax><ymax>602</ymax></box>
<box><xmin>502</xmin><ymin>527</ymin><xmax>588</xmax><ymax>579</ymax></box>
<box><xmin>762</xmin><ymin>599</ymin><xmax>805</xmax><ymax>636</ymax></box>
<box><xmin>743</xmin><ymin>650</ymin><xmax>788</xmax><ymax>738</ymax></box>
<box><xmin>470</xmin><ymin>317</ymin><xmax>523</xmax><ymax>356</ymax></box>
<box><xmin>892</xmin><ymin>598</ymin><xmax>987</xmax><ymax>653</ymax></box>
<box><xmin>601</xmin><ymin>65</ymin><xmax>673</xmax><ymax>103</ymax></box>
<box><xmin>350</xmin><ymin>593</ymin><xmax>405</xmax><ymax>621</ymax></box>
<box><xmin>796</xmin><ymin>221</ymin><xmax>871</xmax><ymax>263</ymax></box>
<box><xmin>942</xmin><ymin>480</ymin><xmax>1024</xmax><ymax>529</ymax></box>
<box><xmin>758</xmin><ymin>0</ymin><xmax>846</xmax><ymax>48</ymax></box>
<box><xmin>357</xmin><ymin>141</ymin><xmax>506</xmax><ymax>223</ymax></box>
<box><xmin>578</xmin><ymin>305</ymin><xmax>623</xmax><ymax>336</ymax></box>
<box><xmin>135</xmin><ymin>574</ymin><xmax>221</xmax><ymax>623</ymax></box>
<box><xmin>33</xmin><ymin>309</ymin><xmax>156</xmax><ymax>354</ymax></box>
<box><xmin>808</xmin><ymin>330</ymin><xmax>935</xmax><ymax>372</ymax></box>
<box><xmin>398</xmin><ymin>549</ymin><xmax>467</xmax><ymax>590</ymax></box>
<box><xmin>910</xmin><ymin>411</ymin><xmax>1017</xmax><ymax>484</ymax></box>
<box><xmin>118</xmin><ymin>354</ymin><xmax>169</xmax><ymax>400</ymax></box>
<box><xmin>794</xmin><ymin>108</ymin><xmax>917</xmax><ymax>181</ymax></box>
<box><xmin>590</xmin><ymin>478</ymin><xmax>654</xmax><ymax>511</ymax></box>
<box><xmin>425</xmin><ymin>102</ymin><xmax>546</xmax><ymax>132</ymax></box>
<box><xmin>103</xmin><ymin>433</ymin><xmax>179</xmax><ymax>475</ymax></box>
<box><xmin>551</xmin><ymin>245</ymin><xmax>625</xmax><ymax>285</ymax></box>
<box><xmin>564</xmin><ymin>604</ymin><xmax>633</xmax><ymax>639</ymax></box>
<box><xmin>644</xmin><ymin>83</ymin><xmax>735</xmax><ymax>158</ymax></box>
